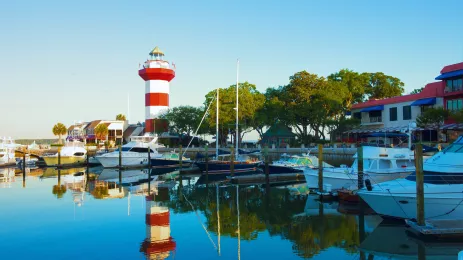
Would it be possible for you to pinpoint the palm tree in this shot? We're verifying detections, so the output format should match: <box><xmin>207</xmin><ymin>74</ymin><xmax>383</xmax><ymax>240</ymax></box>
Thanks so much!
<box><xmin>116</xmin><ymin>114</ymin><xmax>126</xmax><ymax>121</ymax></box>
<box><xmin>52</xmin><ymin>123</ymin><xmax>67</xmax><ymax>144</ymax></box>
<box><xmin>94</xmin><ymin>123</ymin><xmax>109</xmax><ymax>147</ymax></box>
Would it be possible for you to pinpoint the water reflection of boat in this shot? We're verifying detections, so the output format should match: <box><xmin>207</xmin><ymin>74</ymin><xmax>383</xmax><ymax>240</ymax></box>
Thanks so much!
<box><xmin>97</xmin><ymin>168</ymin><xmax>152</xmax><ymax>184</ymax></box>
<box><xmin>140</xmin><ymin>188</ymin><xmax>176</xmax><ymax>259</ymax></box>
<box><xmin>0</xmin><ymin>168</ymin><xmax>15</xmax><ymax>188</ymax></box>
<box><xmin>42</xmin><ymin>167</ymin><xmax>86</xmax><ymax>178</ymax></box>
<box><xmin>360</xmin><ymin>223</ymin><xmax>463</xmax><ymax>260</ymax></box>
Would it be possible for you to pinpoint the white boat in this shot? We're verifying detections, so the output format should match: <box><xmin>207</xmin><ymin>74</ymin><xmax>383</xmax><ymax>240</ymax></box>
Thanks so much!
<box><xmin>96</xmin><ymin>136</ymin><xmax>163</xmax><ymax>168</ymax></box>
<box><xmin>358</xmin><ymin>136</ymin><xmax>463</xmax><ymax>220</ymax></box>
<box><xmin>304</xmin><ymin>146</ymin><xmax>415</xmax><ymax>190</ymax></box>
<box><xmin>265</xmin><ymin>153</ymin><xmax>334</xmax><ymax>174</ymax></box>
<box><xmin>43</xmin><ymin>141</ymin><xmax>87</xmax><ymax>166</ymax></box>
<box><xmin>0</xmin><ymin>168</ymin><xmax>15</xmax><ymax>188</ymax></box>
<box><xmin>0</xmin><ymin>137</ymin><xmax>17</xmax><ymax>166</ymax></box>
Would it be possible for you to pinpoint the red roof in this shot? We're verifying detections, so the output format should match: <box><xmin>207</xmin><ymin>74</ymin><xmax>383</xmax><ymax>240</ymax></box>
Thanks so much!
<box><xmin>351</xmin><ymin>82</ymin><xmax>444</xmax><ymax>109</ymax></box>
<box><xmin>441</xmin><ymin>62</ymin><xmax>463</xmax><ymax>74</ymax></box>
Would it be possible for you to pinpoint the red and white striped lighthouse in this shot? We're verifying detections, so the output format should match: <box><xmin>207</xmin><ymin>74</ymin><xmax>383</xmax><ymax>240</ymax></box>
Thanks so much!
<box><xmin>138</xmin><ymin>46</ymin><xmax>175</xmax><ymax>133</ymax></box>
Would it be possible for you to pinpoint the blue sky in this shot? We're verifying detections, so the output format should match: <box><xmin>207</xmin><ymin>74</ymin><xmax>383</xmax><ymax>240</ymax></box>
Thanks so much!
<box><xmin>1</xmin><ymin>0</ymin><xmax>463</xmax><ymax>139</ymax></box>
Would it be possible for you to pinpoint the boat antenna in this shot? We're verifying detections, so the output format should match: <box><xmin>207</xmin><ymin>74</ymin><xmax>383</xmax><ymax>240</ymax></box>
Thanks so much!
<box><xmin>235</xmin><ymin>59</ymin><xmax>239</xmax><ymax>158</ymax></box>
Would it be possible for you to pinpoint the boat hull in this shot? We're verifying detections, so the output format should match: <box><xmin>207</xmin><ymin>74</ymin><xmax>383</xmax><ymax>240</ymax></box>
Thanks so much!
<box><xmin>43</xmin><ymin>156</ymin><xmax>86</xmax><ymax>166</ymax></box>
<box><xmin>304</xmin><ymin>168</ymin><xmax>412</xmax><ymax>190</ymax></box>
<box><xmin>195</xmin><ymin>161</ymin><xmax>259</xmax><ymax>175</ymax></box>
<box><xmin>259</xmin><ymin>164</ymin><xmax>303</xmax><ymax>174</ymax></box>
<box><xmin>358</xmin><ymin>180</ymin><xmax>463</xmax><ymax>220</ymax></box>
<box><xmin>96</xmin><ymin>155</ymin><xmax>149</xmax><ymax>168</ymax></box>
<box><xmin>150</xmin><ymin>159</ymin><xmax>191</xmax><ymax>168</ymax></box>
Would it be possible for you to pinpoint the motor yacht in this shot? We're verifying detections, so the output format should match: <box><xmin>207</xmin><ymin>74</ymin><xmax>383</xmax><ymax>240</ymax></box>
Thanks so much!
<box><xmin>262</xmin><ymin>153</ymin><xmax>334</xmax><ymax>174</ymax></box>
<box><xmin>304</xmin><ymin>146</ymin><xmax>415</xmax><ymax>190</ymax></box>
<box><xmin>43</xmin><ymin>141</ymin><xmax>87</xmax><ymax>166</ymax></box>
<box><xmin>96</xmin><ymin>137</ymin><xmax>163</xmax><ymax>168</ymax></box>
<box><xmin>0</xmin><ymin>137</ymin><xmax>17</xmax><ymax>166</ymax></box>
<box><xmin>358</xmin><ymin>136</ymin><xmax>463</xmax><ymax>220</ymax></box>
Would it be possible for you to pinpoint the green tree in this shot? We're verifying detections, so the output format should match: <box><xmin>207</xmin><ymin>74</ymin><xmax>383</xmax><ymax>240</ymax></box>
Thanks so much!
<box><xmin>265</xmin><ymin>71</ymin><xmax>347</xmax><ymax>143</ymax></box>
<box><xmin>205</xmin><ymin>82</ymin><xmax>265</xmax><ymax>147</ymax></box>
<box><xmin>416</xmin><ymin>107</ymin><xmax>450</xmax><ymax>140</ymax></box>
<box><xmin>94</xmin><ymin>123</ymin><xmax>109</xmax><ymax>145</ymax></box>
<box><xmin>410</xmin><ymin>87</ymin><xmax>424</xmax><ymax>94</ymax></box>
<box><xmin>52</xmin><ymin>122</ymin><xmax>67</xmax><ymax>144</ymax></box>
<box><xmin>116</xmin><ymin>114</ymin><xmax>126</xmax><ymax>121</ymax></box>
<box><xmin>160</xmin><ymin>106</ymin><xmax>204</xmax><ymax>136</ymax></box>
<box><xmin>327</xmin><ymin>69</ymin><xmax>369</xmax><ymax>111</ymax></box>
<box><xmin>451</xmin><ymin>110</ymin><xmax>463</xmax><ymax>123</ymax></box>
<box><xmin>364</xmin><ymin>72</ymin><xmax>405</xmax><ymax>99</ymax></box>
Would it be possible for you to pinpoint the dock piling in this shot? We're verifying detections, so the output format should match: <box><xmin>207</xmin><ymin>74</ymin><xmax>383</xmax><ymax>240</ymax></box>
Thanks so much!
<box><xmin>179</xmin><ymin>145</ymin><xmax>183</xmax><ymax>171</ymax></box>
<box><xmin>22</xmin><ymin>152</ymin><xmax>26</xmax><ymax>188</ymax></box>
<box><xmin>148</xmin><ymin>146</ymin><xmax>151</xmax><ymax>192</ymax></box>
<box><xmin>357</xmin><ymin>146</ymin><xmax>364</xmax><ymax>189</ymax></box>
<box><xmin>415</xmin><ymin>143</ymin><xmax>424</xmax><ymax>226</ymax></box>
<box><xmin>264</xmin><ymin>146</ymin><xmax>270</xmax><ymax>190</ymax></box>
<box><xmin>118</xmin><ymin>145</ymin><xmax>122</xmax><ymax>169</ymax></box>
<box><xmin>205</xmin><ymin>145</ymin><xmax>209</xmax><ymax>179</ymax></box>
<box><xmin>58</xmin><ymin>146</ymin><xmax>61</xmax><ymax>168</ymax></box>
<box><xmin>230</xmin><ymin>146</ymin><xmax>235</xmax><ymax>177</ymax></box>
<box><xmin>318</xmin><ymin>144</ymin><xmax>323</xmax><ymax>192</ymax></box>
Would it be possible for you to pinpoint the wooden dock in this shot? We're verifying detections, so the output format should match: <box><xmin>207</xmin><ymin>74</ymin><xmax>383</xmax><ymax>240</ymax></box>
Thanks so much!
<box><xmin>229</xmin><ymin>173</ymin><xmax>304</xmax><ymax>185</ymax></box>
<box><xmin>406</xmin><ymin>219</ymin><xmax>463</xmax><ymax>237</ymax></box>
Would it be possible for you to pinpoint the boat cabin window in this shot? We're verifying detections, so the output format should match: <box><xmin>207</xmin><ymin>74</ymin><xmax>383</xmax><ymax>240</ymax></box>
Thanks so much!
<box><xmin>129</xmin><ymin>147</ymin><xmax>154</xmax><ymax>153</ymax></box>
<box><xmin>122</xmin><ymin>147</ymin><xmax>132</xmax><ymax>152</ymax></box>
<box><xmin>74</xmin><ymin>152</ymin><xmax>85</xmax><ymax>156</ymax></box>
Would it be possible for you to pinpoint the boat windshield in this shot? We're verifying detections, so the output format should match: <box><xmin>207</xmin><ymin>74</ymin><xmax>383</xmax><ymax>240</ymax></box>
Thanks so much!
<box><xmin>129</xmin><ymin>147</ymin><xmax>154</xmax><ymax>153</ymax></box>
<box><xmin>406</xmin><ymin>170</ymin><xmax>463</xmax><ymax>184</ymax></box>
<box><xmin>442</xmin><ymin>143</ymin><xmax>463</xmax><ymax>153</ymax></box>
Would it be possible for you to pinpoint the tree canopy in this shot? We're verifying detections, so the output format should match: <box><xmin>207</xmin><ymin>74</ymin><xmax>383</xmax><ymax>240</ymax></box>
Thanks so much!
<box><xmin>416</xmin><ymin>107</ymin><xmax>450</xmax><ymax>130</ymax></box>
<box><xmin>160</xmin><ymin>105</ymin><xmax>205</xmax><ymax>136</ymax></box>
<box><xmin>410</xmin><ymin>87</ymin><xmax>424</xmax><ymax>94</ymax></box>
<box><xmin>204</xmin><ymin>82</ymin><xmax>265</xmax><ymax>146</ymax></box>
<box><xmin>52</xmin><ymin>123</ymin><xmax>67</xmax><ymax>144</ymax></box>
<box><xmin>94</xmin><ymin>123</ymin><xmax>109</xmax><ymax>141</ymax></box>
<box><xmin>116</xmin><ymin>114</ymin><xmax>126</xmax><ymax>121</ymax></box>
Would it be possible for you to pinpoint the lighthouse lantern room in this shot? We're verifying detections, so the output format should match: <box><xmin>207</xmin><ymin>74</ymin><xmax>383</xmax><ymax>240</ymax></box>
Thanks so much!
<box><xmin>139</xmin><ymin>46</ymin><xmax>175</xmax><ymax>133</ymax></box>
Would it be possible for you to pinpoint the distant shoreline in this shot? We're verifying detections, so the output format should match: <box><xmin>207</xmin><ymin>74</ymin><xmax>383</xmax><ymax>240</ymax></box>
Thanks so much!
<box><xmin>15</xmin><ymin>139</ymin><xmax>58</xmax><ymax>145</ymax></box>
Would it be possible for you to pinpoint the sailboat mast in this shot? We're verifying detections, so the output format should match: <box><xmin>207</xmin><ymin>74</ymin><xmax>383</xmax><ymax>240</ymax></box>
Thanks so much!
<box><xmin>235</xmin><ymin>59</ymin><xmax>239</xmax><ymax>158</ymax></box>
<box><xmin>216</xmin><ymin>88</ymin><xmax>219</xmax><ymax>159</ymax></box>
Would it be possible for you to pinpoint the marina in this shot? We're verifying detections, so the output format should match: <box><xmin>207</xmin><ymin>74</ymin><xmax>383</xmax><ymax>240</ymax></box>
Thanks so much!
<box><xmin>4</xmin><ymin>1</ymin><xmax>463</xmax><ymax>259</ymax></box>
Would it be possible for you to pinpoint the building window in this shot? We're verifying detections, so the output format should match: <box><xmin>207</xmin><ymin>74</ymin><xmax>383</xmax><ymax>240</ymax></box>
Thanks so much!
<box><xmin>403</xmin><ymin>106</ymin><xmax>411</xmax><ymax>120</ymax></box>
<box><xmin>368</xmin><ymin>110</ymin><xmax>382</xmax><ymax>122</ymax></box>
<box><xmin>389</xmin><ymin>107</ymin><xmax>397</xmax><ymax>121</ymax></box>
<box><xmin>447</xmin><ymin>99</ymin><xmax>463</xmax><ymax>111</ymax></box>
<box><xmin>446</xmin><ymin>78</ymin><xmax>463</xmax><ymax>92</ymax></box>
<box><xmin>353</xmin><ymin>112</ymin><xmax>361</xmax><ymax>120</ymax></box>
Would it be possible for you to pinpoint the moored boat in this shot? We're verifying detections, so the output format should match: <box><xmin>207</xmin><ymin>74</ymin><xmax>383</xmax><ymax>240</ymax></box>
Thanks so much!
<box><xmin>42</xmin><ymin>141</ymin><xmax>87</xmax><ymax>166</ymax></box>
<box><xmin>358</xmin><ymin>135</ymin><xmax>463</xmax><ymax>220</ymax></box>
<box><xmin>304</xmin><ymin>146</ymin><xmax>415</xmax><ymax>190</ymax></box>
<box><xmin>262</xmin><ymin>153</ymin><xmax>334</xmax><ymax>174</ymax></box>
<box><xmin>96</xmin><ymin>136</ymin><xmax>163</xmax><ymax>168</ymax></box>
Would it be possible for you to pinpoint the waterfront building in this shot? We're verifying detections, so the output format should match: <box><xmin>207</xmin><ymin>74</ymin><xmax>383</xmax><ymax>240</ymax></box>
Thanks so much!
<box><xmin>347</xmin><ymin>61</ymin><xmax>463</xmax><ymax>144</ymax></box>
<box><xmin>67</xmin><ymin>121</ymin><xmax>89</xmax><ymax>142</ymax></box>
<box><xmin>139</xmin><ymin>46</ymin><xmax>176</xmax><ymax>134</ymax></box>
<box><xmin>435</xmin><ymin>62</ymin><xmax>463</xmax><ymax>139</ymax></box>
<box><xmin>83</xmin><ymin>120</ymin><xmax>127</xmax><ymax>145</ymax></box>
<box><xmin>261</xmin><ymin>123</ymin><xmax>296</xmax><ymax>148</ymax></box>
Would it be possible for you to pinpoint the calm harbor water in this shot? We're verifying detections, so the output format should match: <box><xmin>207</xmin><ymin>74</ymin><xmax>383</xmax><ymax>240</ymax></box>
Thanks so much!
<box><xmin>1</xmin><ymin>166</ymin><xmax>462</xmax><ymax>259</ymax></box>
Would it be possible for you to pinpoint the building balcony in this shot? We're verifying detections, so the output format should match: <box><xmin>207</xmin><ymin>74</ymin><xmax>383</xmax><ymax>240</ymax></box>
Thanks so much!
<box><xmin>444</xmin><ymin>87</ymin><xmax>463</xmax><ymax>97</ymax></box>
<box><xmin>361</xmin><ymin>116</ymin><xmax>383</xmax><ymax>125</ymax></box>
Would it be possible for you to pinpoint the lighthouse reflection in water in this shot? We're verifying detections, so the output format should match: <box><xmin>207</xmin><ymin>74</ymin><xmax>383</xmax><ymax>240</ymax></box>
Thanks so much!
<box><xmin>141</xmin><ymin>187</ymin><xmax>176</xmax><ymax>259</ymax></box>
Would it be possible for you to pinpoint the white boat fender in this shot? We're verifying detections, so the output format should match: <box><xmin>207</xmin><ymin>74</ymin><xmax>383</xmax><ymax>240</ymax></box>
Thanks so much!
<box><xmin>365</xmin><ymin>179</ymin><xmax>373</xmax><ymax>191</ymax></box>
